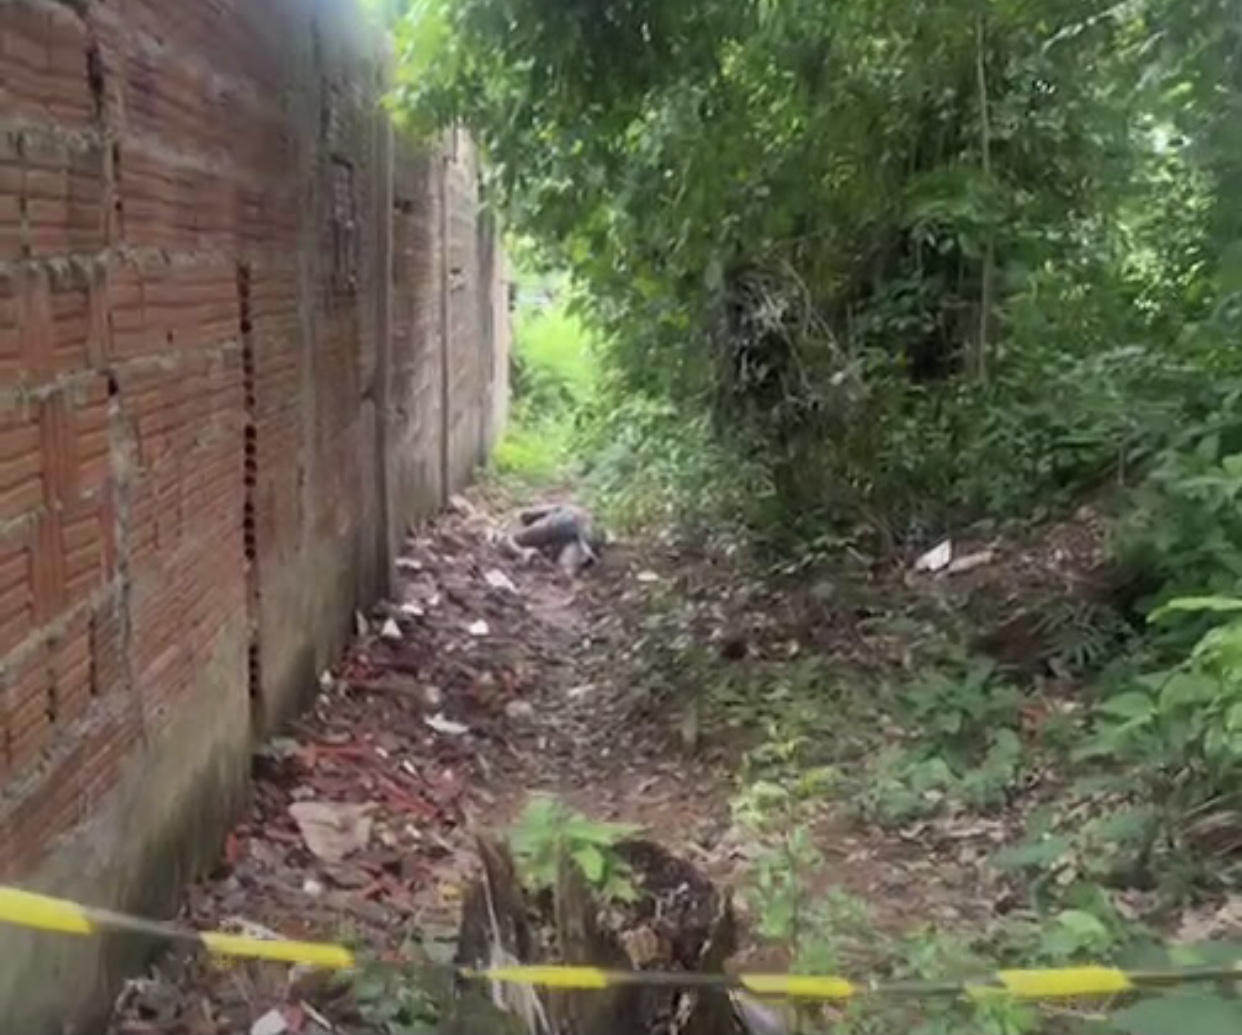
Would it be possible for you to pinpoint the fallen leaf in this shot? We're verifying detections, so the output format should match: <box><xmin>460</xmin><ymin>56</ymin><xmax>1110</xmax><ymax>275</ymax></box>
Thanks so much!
<box><xmin>288</xmin><ymin>801</ymin><xmax>374</xmax><ymax>864</ymax></box>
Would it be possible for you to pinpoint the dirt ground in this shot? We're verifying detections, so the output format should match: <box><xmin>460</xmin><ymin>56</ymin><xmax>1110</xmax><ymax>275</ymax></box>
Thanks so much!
<box><xmin>104</xmin><ymin>487</ymin><xmax>1120</xmax><ymax>1034</ymax></box>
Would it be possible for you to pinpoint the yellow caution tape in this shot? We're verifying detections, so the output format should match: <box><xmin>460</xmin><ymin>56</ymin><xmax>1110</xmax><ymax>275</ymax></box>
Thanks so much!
<box><xmin>992</xmin><ymin>966</ymin><xmax>1135</xmax><ymax>999</ymax></box>
<box><xmin>0</xmin><ymin>886</ymin><xmax>357</xmax><ymax>970</ymax></box>
<box><xmin>1</xmin><ymin>885</ymin><xmax>1240</xmax><ymax>1001</ymax></box>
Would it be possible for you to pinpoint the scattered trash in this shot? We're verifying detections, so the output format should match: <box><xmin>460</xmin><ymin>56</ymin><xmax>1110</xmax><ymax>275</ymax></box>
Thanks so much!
<box><xmin>288</xmin><ymin>801</ymin><xmax>374</xmax><ymax>864</ymax></box>
<box><xmin>484</xmin><ymin>568</ymin><xmax>518</xmax><ymax>593</ymax></box>
<box><xmin>425</xmin><ymin>713</ymin><xmax>469</xmax><ymax>737</ymax></box>
<box><xmin>636</xmin><ymin>570</ymin><xmax>660</xmax><ymax>583</ymax></box>
<box><xmin>505</xmin><ymin>699</ymin><xmax>536</xmax><ymax>722</ymax></box>
<box><xmin>380</xmin><ymin>617</ymin><xmax>402</xmax><ymax>641</ymax></box>
<box><xmin>250</xmin><ymin>1007</ymin><xmax>290</xmax><ymax>1035</ymax></box>
<box><xmin>914</xmin><ymin>538</ymin><xmax>953</xmax><ymax>573</ymax></box>
<box><xmin>399</xmin><ymin>601</ymin><xmax>425</xmax><ymax>618</ymax></box>
<box><xmin>354</xmin><ymin>611</ymin><xmax>369</xmax><ymax>637</ymax></box>
<box><xmin>302</xmin><ymin>878</ymin><xmax>324</xmax><ymax>898</ymax></box>
<box><xmin>946</xmin><ymin>549</ymin><xmax>996</xmax><ymax>575</ymax></box>
<box><xmin>467</xmin><ymin>619</ymin><xmax>490</xmax><ymax>637</ymax></box>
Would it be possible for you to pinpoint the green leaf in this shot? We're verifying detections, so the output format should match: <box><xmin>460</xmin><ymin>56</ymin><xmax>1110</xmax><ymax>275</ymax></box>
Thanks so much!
<box><xmin>991</xmin><ymin>835</ymin><xmax>1071</xmax><ymax>871</ymax></box>
<box><xmin>1113</xmin><ymin>992</ymin><xmax>1242</xmax><ymax>1035</ymax></box>
<box><xmin>1054</xmin><ymin>908</ymin><xmax>1109</xmax><ymax>941</ymax></box>
<box><xmin>1097</xmin><ymin>690</ymin><xmax>1156</xmax><ymax>721</ymax></box>
<box><xmin>1159</xmin><ymin>670</ymin><xmax>1218</xmax><ymax>710</ymax></box>
<box><xmin>574</xmin><ymin>844</ymin><xmax>606</xmax><ymax>883</ymax></box>
<box><xmin>1150</xmin><ymin>596</ymin><xmax>1242</xmax><ymax>623</ymax></box>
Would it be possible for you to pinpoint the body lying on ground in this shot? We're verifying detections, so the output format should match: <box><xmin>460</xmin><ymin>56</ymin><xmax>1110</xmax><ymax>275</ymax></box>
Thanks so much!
<box><xmin>505</xmin><ymin>503</ymin><xmax>606</xmax><ymax>575</ymax></box>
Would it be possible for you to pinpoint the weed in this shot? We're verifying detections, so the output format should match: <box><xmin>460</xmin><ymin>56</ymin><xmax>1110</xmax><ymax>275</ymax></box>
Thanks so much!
<box><xmin>508</xmin><ymin>794</ymin><xmax>642</xmax><ymax>902</ymax></box>
<box><xmin>345</xmin><ymin>946</ymin><xmax>442</xmax><ymax>1035</ymax></box>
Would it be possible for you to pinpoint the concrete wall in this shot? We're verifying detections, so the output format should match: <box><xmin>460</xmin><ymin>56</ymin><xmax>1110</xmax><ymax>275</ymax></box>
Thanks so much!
<box><xmin>0</xmin><ymin>1</ymin><xmax>510</xmax><ymax>1030</ymax></box>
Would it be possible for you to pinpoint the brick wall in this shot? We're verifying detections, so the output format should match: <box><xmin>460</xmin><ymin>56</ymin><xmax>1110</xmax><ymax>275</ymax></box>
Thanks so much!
<box><xmin>0</xmin><ymin>1</ymin><xmax>508</xmax><ymax>1027</ymax></box>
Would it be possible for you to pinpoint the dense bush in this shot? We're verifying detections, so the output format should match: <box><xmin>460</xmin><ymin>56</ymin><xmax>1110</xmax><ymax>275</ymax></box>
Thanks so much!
<box><xmin>392</xmin><ymin>0</ymin><xmax>1241</xmax><ymax>554</ymax></box>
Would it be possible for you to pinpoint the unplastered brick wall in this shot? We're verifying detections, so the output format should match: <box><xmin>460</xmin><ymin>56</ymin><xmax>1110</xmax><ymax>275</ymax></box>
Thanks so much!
<box><xmin>0</xmin><ymin>1</ymin><xmax>508</xmax><ymax>1027</ymax></box>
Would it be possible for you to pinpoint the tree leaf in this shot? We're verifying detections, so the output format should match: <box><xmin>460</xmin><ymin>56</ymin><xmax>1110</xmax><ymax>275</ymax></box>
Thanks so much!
<box><xmin>574</xmin><ymin>843</ymin><xmax>606</xmax><ymax>883</ymax></box>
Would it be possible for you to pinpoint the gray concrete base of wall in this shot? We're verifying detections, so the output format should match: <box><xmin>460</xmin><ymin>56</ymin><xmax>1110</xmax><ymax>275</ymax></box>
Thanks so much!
<box><xmin>0</xmin><ymin>622</ymin><xmax>251</xmax><ymax>1035</ymax></box>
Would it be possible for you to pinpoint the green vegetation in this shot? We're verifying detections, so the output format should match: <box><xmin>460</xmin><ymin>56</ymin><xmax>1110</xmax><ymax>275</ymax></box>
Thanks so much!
<box><xmin>508</xmin><ymin>794</ymin><xmax>641</xmax><ymax>902</ymax></box>
<box><xmin>490</xmin><ymin>262</ymin><xmax>600</xmax><ymax>485</ymax></box>
<box><xmin>386</xmin><ymin>0</ymin><xmax>1242</xmax><ymax>1031</ymax></box>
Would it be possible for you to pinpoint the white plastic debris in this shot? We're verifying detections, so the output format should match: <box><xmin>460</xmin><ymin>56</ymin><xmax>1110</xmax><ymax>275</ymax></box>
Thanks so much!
<box><xmin>250</xmin><ymin>1009</ymin><xmax>290</xmax><ymax>1035</ymax></box>
<box><xmin>380</xmin><ymin>617</ymin><xmax>402</xmax><ymax>641</ymax></box>
<box><xmin>399</xmin><ymin>602</ymin><xmax>425</xmax><ymax>618</ymax></box>
<box><xmin>467</xmin><ymin>619</ymin><xmax>490</xmax><ymax>637</ymax></box>
<box><xmin>946</xmin><ymin>549</ymin><xmax>996</xmax><ymax>575</ymax></box>
<box><xmin>914</xmin><ymin>538</ymin><xmax>953</xmax><ymax>573</ymax></box>
<box><xmin>484</xmin><ymin>568</ymin><xmax>518</xmax><ymax>593</ymax></box>
<box><xmin>636</xmin><ymin>570</ymin><xmax>660</xmax><ymax>583</ymax></box>
<box><xmin>425</xmin><ymin>713</ymin><xmax>469</xmax><ymax>737</ymax></box>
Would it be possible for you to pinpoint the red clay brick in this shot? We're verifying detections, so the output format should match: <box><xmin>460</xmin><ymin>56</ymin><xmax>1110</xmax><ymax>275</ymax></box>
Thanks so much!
<box><xmin>38</xmin><ymin>392</ymin><xmax>74</xmax><ymax>506</ymax></box>
<box><xmin>90</xmin><ymin>597</ymin><xmax>125</xmax><ymax>699</ymax></box>
<box><xmin>0</xmin><ymin>405</ymin><xmax>43</xmax><ymax>523</ymax></box>
<box><xmin>4</xmin><ymin>642</ymin><xmax>52</xmax><ymax>773</ymax></box>
<box><xmin>0</xmin><ymin>531</ymin><xmax>34</xmax><ymax>658</ymax></box>
<box><xmin>74</xmin><ymin>377</ymin><xmax>111</xmax><ymax>495</ymax></box>
<box><xmin>0</xmin><ymin>272</ymin><xmax>21</xmax><ymax>386</ymax></box>
<box><xmin>2</xmin><ymin>696</ymin><xmax>144</xmax><ymax>868</ymax></box>
<box><xmin>15</xmin><ymin>268</ymin><xmax>56</xmax><ymax>383</ymax></box>
<box><xmin>43</xmin><ymin>264</ymin><xmax>92</xmax><ymax>373</ymax></box>
<box><xmin>0</xmin><ymin>2</ymin><xmax>94</xmax><ymax>129</ymax></box>
<box><xmin>48</xmin><ymin>612</ymin><xmax>91</xmax><ymax>726</ymax></box>
<box><xmin>106</xmin><ymin>262</ymin><xmax>147</xmax><ymax>359</ymax></box>
<box><xmin>61</xmin><ymin>498</ymin><xmax>108</xmax><ymax>608</ymax></box>
<box><xmin>29</xmin><ymin>509</ymin><xmax>65</xmax><ymax>626</ymax></box>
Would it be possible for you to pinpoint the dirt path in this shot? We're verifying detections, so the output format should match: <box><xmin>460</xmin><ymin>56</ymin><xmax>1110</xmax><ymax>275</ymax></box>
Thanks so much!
<box><xmin>106</xmin><ymin>487</ymin><xmax>1120</xmax><ymax>1033</ymax></box>
<box><xmin>106</xmin><ymin>491</ymin><xmax>739</xmax><ymax>1034</ymax></box>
